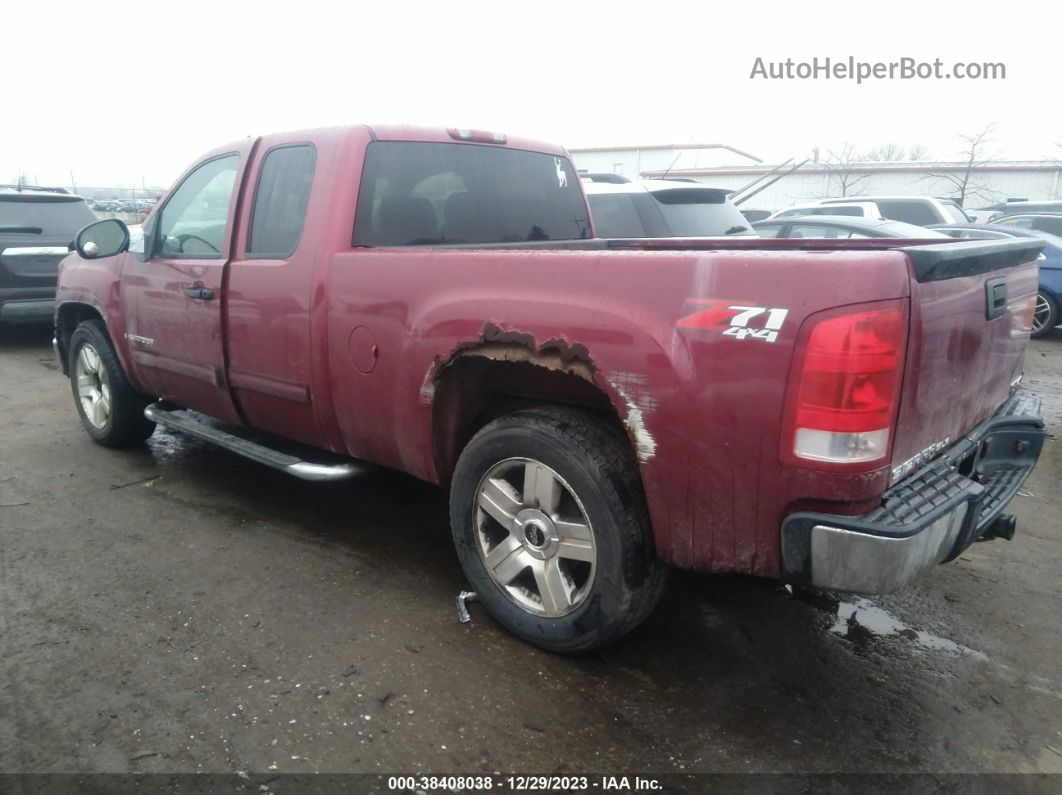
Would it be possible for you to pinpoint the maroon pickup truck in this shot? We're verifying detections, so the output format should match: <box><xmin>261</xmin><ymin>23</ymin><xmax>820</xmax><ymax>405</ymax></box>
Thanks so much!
<box><xmin>54</xmin><ymin>124</ymin><xmax>1046</xmax><ymax>651</ymax></box>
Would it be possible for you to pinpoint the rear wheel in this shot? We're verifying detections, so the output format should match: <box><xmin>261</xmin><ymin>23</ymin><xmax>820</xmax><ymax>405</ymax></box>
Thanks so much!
<box><xmin>1031</xmin><ymin>290</ymin><xmax>1058</xmax><ymax>338</ymax></box>
<box><xmin>450</xmin><ymin>406</ymin><xmax>667</xmax><ymax>652</ymax></box>
<box><xmin>68</xmin><ymin>319</ymin><xmax>156</xmax><ymax>447</ymax></box>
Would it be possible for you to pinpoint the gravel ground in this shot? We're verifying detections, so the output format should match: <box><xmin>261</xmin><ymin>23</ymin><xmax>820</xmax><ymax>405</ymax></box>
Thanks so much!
<box><xmin>1</xmin><ymin>324</ymin><xmax>1060</xmax><ymax>784</ymax></box>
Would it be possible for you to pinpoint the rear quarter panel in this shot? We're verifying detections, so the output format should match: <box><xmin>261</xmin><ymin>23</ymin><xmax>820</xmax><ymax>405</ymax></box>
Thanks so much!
<box><xmin>323</xmin><ymin>244</ymin><xmax>912</xmax><ymax>576</ymax></box>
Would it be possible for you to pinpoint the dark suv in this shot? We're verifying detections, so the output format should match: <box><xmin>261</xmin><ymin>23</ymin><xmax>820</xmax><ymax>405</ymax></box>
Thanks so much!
<box><xmin>1</xmin><ymin>187</ymin><xmax>97</xmax><ymax>324</ymax></box>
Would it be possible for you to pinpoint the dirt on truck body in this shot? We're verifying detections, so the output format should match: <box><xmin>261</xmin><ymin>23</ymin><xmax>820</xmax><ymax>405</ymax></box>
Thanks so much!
<box><xmin>53</xmin><ymin>123</ymin><xmax>1046</xmax><ymax>651</ymax></box>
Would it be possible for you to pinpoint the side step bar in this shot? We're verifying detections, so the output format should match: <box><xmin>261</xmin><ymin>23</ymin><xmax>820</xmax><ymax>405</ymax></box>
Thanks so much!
<box><xmin>144</xmin><ymin>403</ymin><xmax>369</xmax><ymax>482</ymax></box>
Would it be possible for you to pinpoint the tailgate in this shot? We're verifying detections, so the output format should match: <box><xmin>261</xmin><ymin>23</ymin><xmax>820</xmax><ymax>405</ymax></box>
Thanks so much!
<box><xmin>889</xmin><ymin>239</ymin><xmax>1043</xmax><ymax>481</ymax></box>
<box><xmin>0</xmin><ymin>236</ymin><xmax>71</xmax><ymax>286</ymax></box>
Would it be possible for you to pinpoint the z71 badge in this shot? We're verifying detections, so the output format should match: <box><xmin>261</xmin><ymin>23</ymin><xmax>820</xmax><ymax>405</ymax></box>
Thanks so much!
<box><xmin>677</xmin><ymin>300</ymin><xmax>789</xmax><ymax>343</ymax></box>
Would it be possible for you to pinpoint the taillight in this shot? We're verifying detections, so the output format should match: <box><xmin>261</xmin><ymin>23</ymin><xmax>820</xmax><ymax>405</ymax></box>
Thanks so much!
<box><xmin>782</xmin><ymin>300</ymin><xmax>908</xmax><ymax>469</ymax></box>
<box><xmin>1021</xmin><ymin>295</ymin><xmax>1036</xmax><ymax>331</ymax></box>
<box><xmin>447</xmin><ymin>128</ymin><xmax>507</xmax><ymax>144</ymax></box>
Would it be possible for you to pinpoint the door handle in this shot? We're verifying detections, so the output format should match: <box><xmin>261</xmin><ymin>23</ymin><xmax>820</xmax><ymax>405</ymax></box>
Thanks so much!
<box><xmin>182</xmin><ymin>287</ymin><xmax>215</xmax><ymax>300</ymax></box>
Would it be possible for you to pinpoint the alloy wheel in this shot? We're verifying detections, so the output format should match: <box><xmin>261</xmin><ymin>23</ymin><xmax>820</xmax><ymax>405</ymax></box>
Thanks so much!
<box><xmin>75</xmin><ymin>343</ymin><xmax>112</xmax><ymax>429</ymax></box>
<box><xmin>474</xmin><ymin>457</ymin><xmax>597</xmax><ymax>617</ymax></box>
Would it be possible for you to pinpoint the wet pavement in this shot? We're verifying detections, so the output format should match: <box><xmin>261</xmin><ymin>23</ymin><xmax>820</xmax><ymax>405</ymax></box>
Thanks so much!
<box><xmin>1</xmin><ymin>323</ymin><xmax>1060</xmax><ymax>778</ymax></box>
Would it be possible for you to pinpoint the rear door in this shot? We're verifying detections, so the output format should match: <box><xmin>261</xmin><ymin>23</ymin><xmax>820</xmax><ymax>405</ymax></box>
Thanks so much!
<box><xmin>121</xmin><ymin>141</ymin><xmax>256</xmax><ymax>422</ymax></box>
<box><xmin>225</xmin><ymin>137</ymin><xmax>325</xmax><ymax>446</ymax></box>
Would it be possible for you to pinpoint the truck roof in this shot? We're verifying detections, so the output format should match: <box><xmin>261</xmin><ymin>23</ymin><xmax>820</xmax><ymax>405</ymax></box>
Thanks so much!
<box><xmin>366</xmin><ymin>124</ymin><xmax>569</xmax><ymax>156</ymax></box>
<box><xmin>208</xmin><ymin>124</ymin><xmax>571</xmax><ymax>159</ymax></box>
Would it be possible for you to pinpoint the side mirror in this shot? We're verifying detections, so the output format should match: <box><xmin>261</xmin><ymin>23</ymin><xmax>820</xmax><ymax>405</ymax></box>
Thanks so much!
<box><xmin>75</xmin><ymin>218</ymin><xmax>130</xmax><ymax>259</ymax></box>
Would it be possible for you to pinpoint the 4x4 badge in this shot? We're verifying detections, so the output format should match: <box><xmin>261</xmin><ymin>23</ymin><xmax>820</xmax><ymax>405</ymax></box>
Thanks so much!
<box><xmin>677</xmin><ymin>300</ymin><xmax>789</xmax><ymax>343</ymax></box>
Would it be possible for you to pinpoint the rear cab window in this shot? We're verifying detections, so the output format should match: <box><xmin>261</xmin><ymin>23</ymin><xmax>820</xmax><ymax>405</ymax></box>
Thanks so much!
<box><xmin>353</xmin><ymin>142</ymin><xmax>590</xmax><ymax>245</ymax></box>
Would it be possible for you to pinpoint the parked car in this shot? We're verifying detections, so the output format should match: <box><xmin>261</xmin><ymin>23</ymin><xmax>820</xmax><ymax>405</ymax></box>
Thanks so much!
<box><xmin>768</xmin><ymin>201</ymin><xmax>883</xmax><ymax>220</ymax></box>
<box><xmin>584</xmin><ymin>179</ymin><xmax>753</xmax><ymax>238</ymax></box>
<box><xmin>771</xmin><ymin>196</ymin><xmax>971</xmax><ymax>225</ymax></box>
<box><xmin>929</xmin><ymin>222</ymin><xmax>1062</xmax><ymax>337</ymax></box>
<box><xmin>54</xmin><ymin>124</ymin><xmax>1045</xmax><ymax>652</ymax></box>
<box><xmin>754</xmin><ymin>216</ymin><xmax>951</xmax><ymax>239</ymax></box>
<box><xmin>0</xmin><ymin>187</ymin><xmax>97</xmax><ymax>325</ymax></box>
<box><xmin>991</xmin><ymin>213</ymin><xmax>1062</xmax><ymax>238</ymax></box>
<box><xmin>982</xmin><ymin>200</ymin><xmax>1062</xmax><ymax>221</ymax></box>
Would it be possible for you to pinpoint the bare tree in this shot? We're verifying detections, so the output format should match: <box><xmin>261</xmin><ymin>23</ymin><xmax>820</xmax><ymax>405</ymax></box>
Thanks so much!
<box><xmin>907</xmin><ymin>144</ymin><xmax>929</xmax><ymax>161</ymax></box>
<box><xmin>924</xmin><ymin>124</ymin><xmax>999</xmax><ymax>206</ymax></box>
<box><xmin>823</xmin><ymin>142</ymin><xmax>871</xmax><ymax>196</ymax></box>
<box><xmin>864</xmin><ymin>143</ymin><xmax>907</xmax><ymax>162</ymax></box>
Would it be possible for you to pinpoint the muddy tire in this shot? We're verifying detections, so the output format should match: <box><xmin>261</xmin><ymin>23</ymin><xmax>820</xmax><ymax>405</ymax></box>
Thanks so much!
<box><xmin>450</xmin><ymin>406</ymin><xmax>667</xmax><ymax>652</ymax></box>
<box><xmin>68</xmin><ymin>319</ymin><xmax>156</xmax><ymax>447</ymax></box>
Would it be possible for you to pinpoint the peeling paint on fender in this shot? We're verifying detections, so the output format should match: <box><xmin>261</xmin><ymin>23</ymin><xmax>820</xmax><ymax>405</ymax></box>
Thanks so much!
<box><xmin>607</xmin><ymin>372</ymin><xmax>658</xmax><ymax>462</ymax></box>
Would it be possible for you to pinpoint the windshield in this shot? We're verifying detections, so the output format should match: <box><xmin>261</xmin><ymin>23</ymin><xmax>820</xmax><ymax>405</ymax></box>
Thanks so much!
<box><xmin>0</xmin><ymin>196</ymin><xmax>97</xmax><ymax>236</ymax></box>
<box><xmin>648</xmin><ymin>188</ymin><xmax>753</xmax><ymax>236</ymax></box>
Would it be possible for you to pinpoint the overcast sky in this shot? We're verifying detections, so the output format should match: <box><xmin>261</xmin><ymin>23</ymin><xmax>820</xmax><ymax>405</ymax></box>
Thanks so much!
<box><xmin>3</xmin><ymin>0</ymin><xmax>1059</xmax><ymax>189</ymax></box>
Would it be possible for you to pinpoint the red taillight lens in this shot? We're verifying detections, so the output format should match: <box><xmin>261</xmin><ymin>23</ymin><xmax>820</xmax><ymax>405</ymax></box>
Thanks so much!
<box><xmin>784</xmin><ymin>300</ymin><xmax>908</xmax><ymax>468</ymax></box>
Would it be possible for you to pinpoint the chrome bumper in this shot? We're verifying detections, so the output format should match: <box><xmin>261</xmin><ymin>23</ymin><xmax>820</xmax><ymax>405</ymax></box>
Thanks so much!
<box><xmin>781</xmin><ymin>391</ymin><xmax>1045</xmax><ymax>594</ymax></box>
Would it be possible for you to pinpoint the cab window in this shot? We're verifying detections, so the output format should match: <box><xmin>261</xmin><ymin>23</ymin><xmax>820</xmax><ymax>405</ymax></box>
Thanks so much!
<box><xmin>248</xmin><ymin>145</ymin><xmax>316</xmax><ymax>257</ymax></box>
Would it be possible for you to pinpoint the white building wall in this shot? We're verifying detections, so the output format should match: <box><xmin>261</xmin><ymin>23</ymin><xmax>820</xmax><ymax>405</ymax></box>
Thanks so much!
<box><xmin>571</xmin><ymin>148</ymin><xmax>1062</xmax><ymax>211</ymax></box>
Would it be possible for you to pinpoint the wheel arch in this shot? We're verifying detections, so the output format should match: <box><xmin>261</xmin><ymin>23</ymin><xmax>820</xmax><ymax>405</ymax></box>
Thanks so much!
<box><xmin>430</xmin><ymin>349</ymin><xmax>630</xmax><ymax>486</ymax></box>
<box><xmin>55</xmin><ymin>301</ymin><xmax>109</xmax><ymax>376</ymax></box>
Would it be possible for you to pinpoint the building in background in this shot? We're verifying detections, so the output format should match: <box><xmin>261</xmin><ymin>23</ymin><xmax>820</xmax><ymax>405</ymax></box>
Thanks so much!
<box><xmin>569</xmin><ymin>144</ymin><xmax>1062</xmax><ymax>212</ymax></box>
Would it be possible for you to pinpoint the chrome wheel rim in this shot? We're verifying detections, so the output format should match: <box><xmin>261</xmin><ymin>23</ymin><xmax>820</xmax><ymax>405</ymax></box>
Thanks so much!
<box><xmin>75</xmin><ymin>343</ymin><xmax>111</xmax><ymax>429</ymax></box>
<box><xmin>1033</xmin><ymin>292</ymin><xmax>1052</xmax><ymax>334</ymax></box>
<box><xmin>474</xmin><ymin>458</ymin><xmax>596</xmax><ymax>617</ymax></box>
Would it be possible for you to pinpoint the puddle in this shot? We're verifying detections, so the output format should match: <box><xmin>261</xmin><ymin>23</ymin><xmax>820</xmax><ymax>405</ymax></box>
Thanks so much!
<box><xmin>829</xmin><ymin>597</ymin><xmax>987</xmax><ymax>660</ymax></box>
<box><xmin>144</xmin><ymin>428</ymin><xmax>206</xmax><ymax>464</ymax></box>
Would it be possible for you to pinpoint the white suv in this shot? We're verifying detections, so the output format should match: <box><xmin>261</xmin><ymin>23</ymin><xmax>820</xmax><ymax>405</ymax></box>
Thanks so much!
<box><xmin>771</xmin><ymin>196</ymin><xmax>971</xmax><ymax>226</ymax></box>
<box><xmin>583</xmin><ymin>178</ymin><xmax>754</xmax><ymax>238</ymax></box>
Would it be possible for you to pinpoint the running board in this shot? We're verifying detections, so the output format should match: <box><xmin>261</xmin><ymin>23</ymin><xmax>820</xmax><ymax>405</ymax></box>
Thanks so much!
<box><xmin>144</xmin><ymin>403</ymin><xmax>369</xmax><ymax>482</ymax></box>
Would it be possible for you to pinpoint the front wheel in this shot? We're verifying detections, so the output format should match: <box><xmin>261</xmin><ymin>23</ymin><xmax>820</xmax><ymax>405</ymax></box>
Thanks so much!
<box><xmin>68</xmin><ymin>319</ymin><xmax>156</xmax><ymax>447</ymax></box>
<box><xmin>450</xmin><ymin>406</ymin><xmax>667</xmax><ymax>652</ymax></box>
<box><xmin>1031</xmin><ymin>290</ymin><xmax>1058</xmax><ymax>338</ymax></box>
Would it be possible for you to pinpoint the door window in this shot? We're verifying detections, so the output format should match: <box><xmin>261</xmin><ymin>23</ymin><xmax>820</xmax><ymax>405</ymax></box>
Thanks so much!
<box><xmin>156</xmin><ymin>155</ymin><xmax>239</xmax><ymax>258</ymax></box>
<box><xmin>248</xmin><ymin>145</ymin><xmax>317</xmax><ymax>257</ymax></box>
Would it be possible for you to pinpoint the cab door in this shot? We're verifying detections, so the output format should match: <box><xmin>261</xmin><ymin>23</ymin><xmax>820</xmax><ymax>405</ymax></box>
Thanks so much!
<box><xmin>121</xmin><ymin>141</ymin><xmax>257</xmax><ymax>423</ymax></box>
<box><xmin>225</xmin><ymin>138</ymin><xmax>326</xmax><ymax>447</ymax></box>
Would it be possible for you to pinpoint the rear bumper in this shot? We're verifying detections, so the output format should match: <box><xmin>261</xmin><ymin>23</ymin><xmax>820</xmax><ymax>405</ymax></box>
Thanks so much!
<box><xmin>781</xmin><ymin>390</ymin><xmax>1045</xmax><ymax>594</ymax></box>
<box><xmin>0</xmin><ymin>298</ymin><xmax>55</xmax><ymax>322</ymax></box>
